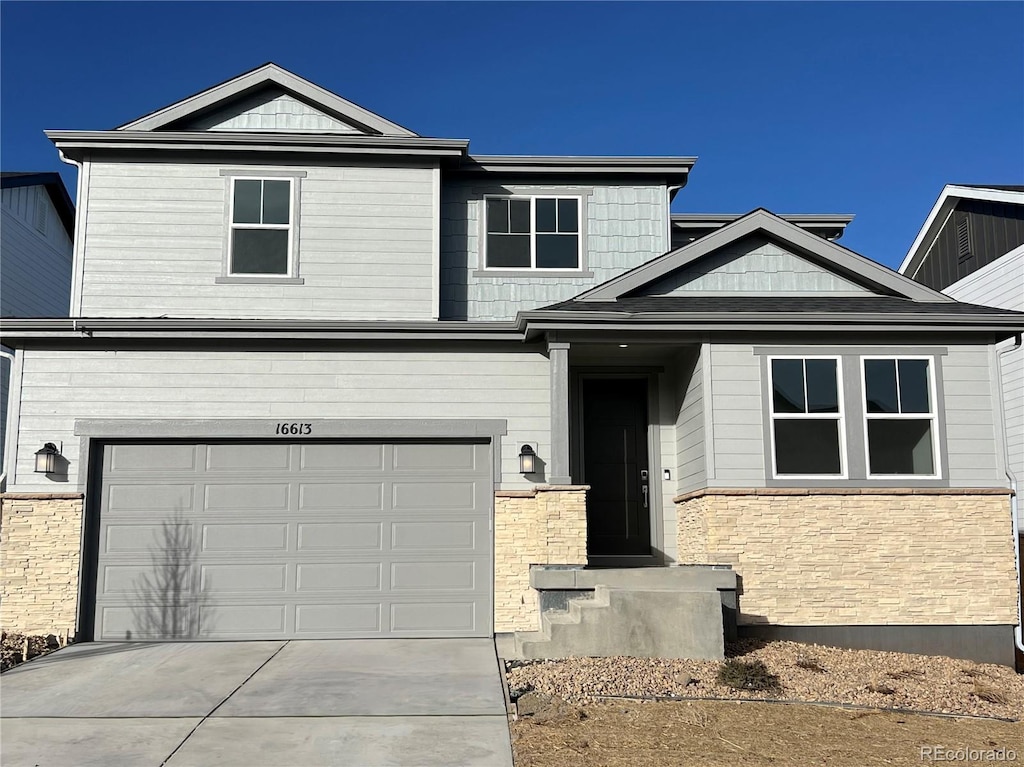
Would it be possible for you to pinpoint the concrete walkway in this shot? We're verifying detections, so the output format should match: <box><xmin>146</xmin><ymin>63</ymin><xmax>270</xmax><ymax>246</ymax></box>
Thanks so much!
<box><xmin>0</xmin><ymin>639</ymin><xmax>513</xmax><ymax>767</ymax></box>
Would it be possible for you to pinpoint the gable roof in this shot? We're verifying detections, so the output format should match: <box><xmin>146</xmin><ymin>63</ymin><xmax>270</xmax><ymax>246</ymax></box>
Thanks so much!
<box><xmin>116</xmin><ymin>62</ymin><xmax>418</xmax><ymax>137</ymax></box>
<box><xmin>898</xmin><ymin>184</ymin><xmax>1024</xmax><ymax>276</ymax></box>
<box><xmin>0</xmin><ymin>171</ymin><xmax>75</xmax><ymax>238</ymax></box>
<box><xmin>575</xmin><ymin>208</ymin><xmax>953</xmax><ymax>303</ymax></box>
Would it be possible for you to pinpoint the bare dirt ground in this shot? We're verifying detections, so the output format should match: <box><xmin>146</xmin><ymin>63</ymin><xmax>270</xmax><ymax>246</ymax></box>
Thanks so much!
<box><xmin>510</xmin><ymin>699</ymin><xmax>1024</xmax><ymax>767</ymax></box>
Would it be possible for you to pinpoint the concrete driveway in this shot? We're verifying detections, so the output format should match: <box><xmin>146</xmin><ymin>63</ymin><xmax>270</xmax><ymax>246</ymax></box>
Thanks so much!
<box><xmin>0</xmin><ymin>639</ymin><xmax>513</xmax><ymax>767</ymax></box>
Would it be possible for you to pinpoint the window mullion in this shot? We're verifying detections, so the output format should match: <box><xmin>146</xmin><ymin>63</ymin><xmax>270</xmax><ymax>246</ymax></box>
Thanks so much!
<box><xmin>530</xmin><ymin>197</ymin><xmax>537</xmax><ymax>269</ymax></box>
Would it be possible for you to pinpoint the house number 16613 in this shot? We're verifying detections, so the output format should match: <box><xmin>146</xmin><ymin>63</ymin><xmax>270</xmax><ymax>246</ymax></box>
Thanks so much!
<box><xmin>275</xmin><ymin>423</ymin><xmax>312</xmax><ymax>435</ymax></box>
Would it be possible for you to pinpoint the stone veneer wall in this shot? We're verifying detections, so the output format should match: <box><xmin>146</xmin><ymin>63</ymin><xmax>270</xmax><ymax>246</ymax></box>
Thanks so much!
<box><xmin>1</xmin><ymin>493</ymin><xmax>85</xmax><ymax>636</ymax></box>
<box><xmin>674</xmin><ymin>488</ymin><xmax>1017</xmax><ymax>627</ymax></box>
<box><xmin>494</xmin><ymin>486</ymin><xmax>588</xmax><ymax>632</ymax></box>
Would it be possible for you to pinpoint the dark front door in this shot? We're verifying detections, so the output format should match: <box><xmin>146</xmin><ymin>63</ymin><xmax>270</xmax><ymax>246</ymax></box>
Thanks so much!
<box><xmin>581</xmin><ymin>378</ymin><xmax>651</xmax><ymax>556</ymax></box>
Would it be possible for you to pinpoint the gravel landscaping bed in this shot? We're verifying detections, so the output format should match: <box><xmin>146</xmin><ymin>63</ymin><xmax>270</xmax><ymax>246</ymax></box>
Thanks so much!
<box><xmin>506</xmin><ymin>640</ymin><xmax>1024</xmax><ymax>720</ymax></box>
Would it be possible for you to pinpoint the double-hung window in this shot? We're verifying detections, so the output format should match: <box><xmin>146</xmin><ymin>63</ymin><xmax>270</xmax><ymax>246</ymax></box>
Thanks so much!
<box><xmin>228</xmin><ymin>178</ymin><xmax>294</xmax><ymax>276</ymax></box>
<box><xmin>768</xmin><ymin>357</ymin><xmax>846</xmax><ymax>477</ymax></box>
<box><xmin>484</xmin><ymin>196</ymin><xmax>581</xmax><ymax>270</ymax></box>
<box><xmin>862</xmin><ymin>357</ymin><xmax>938</xmax><ymax>477</ymax></box>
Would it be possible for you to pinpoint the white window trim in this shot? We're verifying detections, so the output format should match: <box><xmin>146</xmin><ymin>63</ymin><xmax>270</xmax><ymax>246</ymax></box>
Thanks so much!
<box><xmin>228</xmin><ymin>177</ymin><xmax>295</xmax><ymax>277</ymax></box>
<box><xmin>217</xmin><ymin>169</ymin><xmax>306</xmax><ymax>285</ymax></box>
<box><xmin>481</xmin><ymin>194</ymin><xmax>584</xmax><ymax>272</ymax></box>
<box><xmin>767</xmin><ymin>355</ymin><xmax>848</xmax><ymax>480</ymax></box>
<box><xmin>860</xmin><ymin>355</ymin><xmax>942</xmax><ymax>480</ymax></box>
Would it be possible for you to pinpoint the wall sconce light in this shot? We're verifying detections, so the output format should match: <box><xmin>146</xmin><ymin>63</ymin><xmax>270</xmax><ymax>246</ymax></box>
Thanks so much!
<box><xmin>518</xmin><ymin>444</ymin><xmax>536</xmax><ymax>475</ymax></box>
<box><xmin>34</xmin><ymin>443</ymin><xmax>61</xmax><ymax>474</ymax></box>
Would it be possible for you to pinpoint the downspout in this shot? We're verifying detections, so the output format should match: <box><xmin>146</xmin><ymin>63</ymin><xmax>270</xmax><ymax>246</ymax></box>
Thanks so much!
<box><xmin>58</xmin><ymin>150</ymin><xmax>84</xmax><ymax>316</ymax></box>
<box><xmin>0</xmin><ymin>349</ymin><xmax>14</xmax><ymax>490</ymax></box>
<box><xmin>996</xmin><ymin>332</ymin><xmax>1024</xmax><ymax>654</ymax></box>
<box><xmin>665</xmin><ymin>185</ymin><xmax>684</xmax><ymax>251</ymax></box>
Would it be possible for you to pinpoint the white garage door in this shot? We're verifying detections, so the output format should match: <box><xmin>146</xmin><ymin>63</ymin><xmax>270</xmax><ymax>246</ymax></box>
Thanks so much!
<box><xmin>93</xmin><ymin>441</ymin><xmax>493</xmax><ymax>640</ymax></box>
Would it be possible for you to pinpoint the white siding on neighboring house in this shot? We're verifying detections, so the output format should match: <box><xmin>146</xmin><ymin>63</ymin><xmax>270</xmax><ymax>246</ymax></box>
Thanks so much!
<box><xmin>944</xmin><ymin>250</ymin><xmax>1024</xmax><ymax>478</ymax></box>
<box><xmin>440</xmin><ymin>183</ymin><xmax>668</xmax><ymax>319</ymax></box>
<box><xmin>1</xmin><ymin>185</ymin><xmax>73</xmax><ymax>318</ymax></box>
<box><xmin>704</xmin><ymin>343</ymin><xmax>1006</xmax><ymax>488</ymax></box>
<box><xmin>7</xmin><ymin>348</ymin><xmax>550</xmax><ymax>494</ymax></box>
<box><xmin>1</xmin><ymin>183</ymin><xmax>73</xmax><ymax>471</ymax></box>
<box><xmin>78</xmin><ymin>161</ymin><xmax>437</xmax><ymax>320</ymax></box>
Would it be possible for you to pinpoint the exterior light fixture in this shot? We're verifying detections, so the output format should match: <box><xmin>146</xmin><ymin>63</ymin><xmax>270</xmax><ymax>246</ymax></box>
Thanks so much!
<box><xmin>34</xmin><ymin>443</ymin><xmax>61</xmax><ymax>474</ymax></box>
<box><xmin>518</xmin><ymin>444</ymin><xmax>536</xmax><ymax>475</ymax></box>
<box><xmin>619</xmin><ymin>344</ymin><xmax>629</xmax><ymax>348</ymax></box>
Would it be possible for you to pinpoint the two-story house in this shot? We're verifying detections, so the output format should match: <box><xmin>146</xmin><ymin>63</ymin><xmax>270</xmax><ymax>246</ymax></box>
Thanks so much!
<box><xmin>2</xmin><ymin>64</ymin><xmax>1022</xmax><ymax>665</ymax></box>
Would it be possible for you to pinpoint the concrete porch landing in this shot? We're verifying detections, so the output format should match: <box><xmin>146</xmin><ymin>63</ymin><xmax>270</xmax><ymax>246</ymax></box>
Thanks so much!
<box><xmin>500</xmin><ymin>566</ymin><xmax>737</xmax><ymax>660</ymax></box>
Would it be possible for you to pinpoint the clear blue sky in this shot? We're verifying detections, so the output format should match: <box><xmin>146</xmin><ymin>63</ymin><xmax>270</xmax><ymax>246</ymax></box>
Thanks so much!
<box><xmin>2</xmin><ymin>1</ymin><xmax>1022</xmax><ymax>268</ymax></box>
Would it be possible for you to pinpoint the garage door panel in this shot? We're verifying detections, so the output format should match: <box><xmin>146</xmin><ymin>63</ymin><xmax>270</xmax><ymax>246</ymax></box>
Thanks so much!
<box><xmin>95</xmin><ymin>440</ymin><xmax>492</xmax><ymax>640</ymax></box>
<box><xmin>296</xmin><ymin>563</ymin><xmax>382</xmax><ymax>591</ymax></box>
<box><xmin>200</xmin><ymin>605</ymin><xmax>286</xmax><ymax>636</ymax></box>
<box><xmin>298</xmin><ymin>483</ymin><xmax>383</xmax><ymax>510</ymax></box>
<box><xmin>391</xmin><ymin>602</ymin><xmax>476</xmax><ymax>633</ymax></box>
<box><xmin>205</xmin><ymin>484</ymin><xmax>290</xmax><ymax>512</ymax></box>
<box><xmin>393</xmin><ymin>481</ymin><xmax>477</xmax><ymax>510</ymax></box>
<box><xmin>104</xmin><ymin>524</ymin><xmax>193</xmax><ymax>553</ymax></box>
<box><xmin>109</xmin><ymin>443</ymin><xmax>198</xmax><ymax>473</ymax></box>
<box><xmin>200</xmin><ymin>564</ymin><xmax>288</xmax><ymax>593</ymax></box>
<box><xmin>296</xmin><ymin>522</ymin><xmax>383</xmax><ymax>551</ymax></box>
<box><xmin>391</xmin><ymin>561</ymin><xmax>477</xmax><ymax>590</ymax></box>
<box><xmin>393</xmin><ymin>443</ymin><xmax>477</xmax><ymax>470</ymax></box>
<box><xmin>206</xmin><ymin>443</ymin><xmax>291</xmax><ymax>472</ymax></box>
<box><xmin>391</xmin><ymin>520</ymin><xmax>477</xmax><ymax>550</ymax></box>
<box><xmin>108</xmin><ymin>484</ymin><xmax>195</xmax><ymax>513</ymax></box>
<box><xmin>296</xmin><ymin>604</ymin><xmax>381</xmax><ymax>633</ymax></box>
<box><xmin>300</xmin><ymin>444</ymin><xmax>384</xmax><ymax>471</ymax></box>
<box><xmin>202</xmin><ymin>523</ymin><xmax>288</xmax><ymax>551</ymax></box>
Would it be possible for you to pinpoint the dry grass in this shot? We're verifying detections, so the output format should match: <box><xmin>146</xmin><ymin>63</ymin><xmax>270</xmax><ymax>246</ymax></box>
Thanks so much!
<box><xmin>511</xmin><ymin>699</ymin><xmax>1024</xmax><ymax>767</ymax></box>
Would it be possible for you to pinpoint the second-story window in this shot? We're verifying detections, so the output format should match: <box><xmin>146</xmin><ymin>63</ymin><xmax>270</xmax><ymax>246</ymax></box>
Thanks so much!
<box><xmin>484</xmin><ymin>196</ymin><xmax>581</xmax><ymax>270</ymax></box>
<box><xmin>230</xmin><ymin>178</ymin><xmax>293</xmax><ymax>275</ymax></box>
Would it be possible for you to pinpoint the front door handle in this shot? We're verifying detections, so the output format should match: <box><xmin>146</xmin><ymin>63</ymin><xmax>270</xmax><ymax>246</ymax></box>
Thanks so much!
<box><xmin>641</xmin><ymin>484</ymin><xmax>649</xmax><ymax>509</ymax></box>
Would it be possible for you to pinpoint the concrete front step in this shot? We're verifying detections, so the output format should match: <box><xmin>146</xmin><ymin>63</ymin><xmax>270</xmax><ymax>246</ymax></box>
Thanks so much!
<box><xmin>517</xmin><ymin>585</ymin><xmax>726</xmax><ymax>660</ymax></box>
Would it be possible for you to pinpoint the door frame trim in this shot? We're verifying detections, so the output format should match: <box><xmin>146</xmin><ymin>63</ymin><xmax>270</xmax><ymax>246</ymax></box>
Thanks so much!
<box><xmin>570</xmin><ymin>370</ymin><xmax>664</xmax><ymax>562</ymax></box>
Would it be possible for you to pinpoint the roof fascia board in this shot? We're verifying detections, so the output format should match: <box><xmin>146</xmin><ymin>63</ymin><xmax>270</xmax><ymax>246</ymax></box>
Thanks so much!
<box><xmin>576</xmin><ymin>210</ymin><xmax>953</xmax><ymax>303</ymax></box>
<box><xmin>116</xmin><ymin>63</ymin><xmax>419</xmax><ymax>137</ymax></box>
<box><xmin>46</xmin><ymin>131</ymin><xmax>469</xmax><ymax>159</ymax></box>
<box><xmin>898</xmin><ymin>184</ymin><xmax>1024</xmax><ymax>275</ymax></box>
<box><xmin>671</xmin><ymin>213</ymin><xmax>855</xmax><ymax>226</ymax></box>
<box><xmin>458</xmin><ymin>155</ymin><xmax>696</xmax><ymax>177</ymax></box>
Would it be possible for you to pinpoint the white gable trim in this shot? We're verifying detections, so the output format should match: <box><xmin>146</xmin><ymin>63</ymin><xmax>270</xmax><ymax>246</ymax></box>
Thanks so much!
<box><xmin>117</xmin><ymin>63</ymin><xmax>418</xmax><ymax>137</ymax></box>
<box><xmin>575</xmin><ymin>209</ymin><xmax>954</xmax><ymax>303</ymax></box>
<box><xmin>898</xmin><ymin>185</ymin><xmax>1024</xmax><ymax>276</ymax></box>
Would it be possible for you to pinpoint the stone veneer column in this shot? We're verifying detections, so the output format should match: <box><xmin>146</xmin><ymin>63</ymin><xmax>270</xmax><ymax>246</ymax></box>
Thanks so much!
<box><xmin>493</xmin><ymin>485</ymin><xmax>588</xmax><ymax>632</ymax></box>
<box><xmin>1</xmin><ymin>493</ymin><xmax>85</xmax><ymax>637</ymax></box>
<box><xmin>674</xmin><ymin>488</ymin><xmax>1017</xmax><ymax>627</ymax></box>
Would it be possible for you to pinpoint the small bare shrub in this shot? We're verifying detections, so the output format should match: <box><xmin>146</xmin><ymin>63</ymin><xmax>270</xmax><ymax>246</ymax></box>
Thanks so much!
<box><xmin>717</xmin><ymin>659</ymin><xmax>780</xmax><ymax>691</ymax></box>
<box><xmin>794</xmin><ymin>654</ymin><xmax>827</xmax><ymax>673</ymax></box>
<box><xmin>972</xmin><ymin>682</ymin><xmax>1009</xmax><ymax>705</ymax></box>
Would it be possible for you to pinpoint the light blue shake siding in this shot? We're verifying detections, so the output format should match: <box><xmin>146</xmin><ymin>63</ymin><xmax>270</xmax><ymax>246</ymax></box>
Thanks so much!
<box><xmin>8</xmin><ymin>349</ymin><xmax>550</xmax><ymax>494</ymax></box>
<box><xmin>440</xmin><ymin>182</ymin><xmax>669</xmax><ymax>320</ymax></box>
<box><xmin>78</xmin><ymin>161</ymin><xmax>437</xmax><ymax>320</ymax></box>
<box><xmin>698</xmin><ymin>343</ymin><xmax>1006</xmax><ymax>487</ymax></box>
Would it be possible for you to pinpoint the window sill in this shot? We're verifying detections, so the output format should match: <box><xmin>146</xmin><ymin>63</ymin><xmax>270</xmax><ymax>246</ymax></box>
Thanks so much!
<box><xmin>472</xmin><ymin>269</ymin><xmax>594</xmax><ymax>279</ymax></box>
<box><xmin>215</xmin><ymin>276</ymin><xmax>305</xmax><ymax>285</ymax></box>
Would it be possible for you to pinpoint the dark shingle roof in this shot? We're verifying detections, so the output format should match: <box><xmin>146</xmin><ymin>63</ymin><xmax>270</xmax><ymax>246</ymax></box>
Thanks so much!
<box><xmin>538</xmin><ymin>296</ymin><xmax>1022</xmax><ymax>316</ymax></box>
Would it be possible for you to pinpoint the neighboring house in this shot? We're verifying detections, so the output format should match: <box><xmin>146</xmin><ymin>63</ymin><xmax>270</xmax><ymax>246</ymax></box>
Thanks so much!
<box><xmin>0</xmin><ymin>172</ymin><xmax>75</xmax><ymax>479</ymax></box>
<box><xmin>899</xmin><ymin>184</ymin><xmax>1024</xmax><ymax>665</ymax></box>
<box><xmin>1</xmin><ymin>65</ymin><xmax>1022</xmax><ymax>666</ymax></box>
